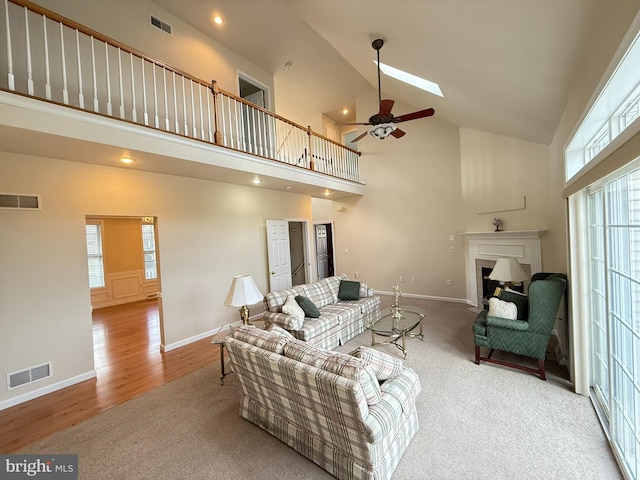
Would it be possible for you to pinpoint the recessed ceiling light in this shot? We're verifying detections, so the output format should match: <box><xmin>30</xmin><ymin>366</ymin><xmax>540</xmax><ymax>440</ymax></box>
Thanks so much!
<box><xmin>120</xmin><ymin>157</ymin><xmax>134</xmax><ymax>164</ymax></box>
<box><xmin>213</xmin><ymin>15</ymin><xmax>223</xmax><ymax>25</ymax></box>
<box><xmin>285</xmin><ymin>186</ymin><xmax>293</xmax><ymax>190</ymax></box>
<box><xmin>342</xmin><ymin>108</ymin><xmax>349</xmax><ymax>115</ymax></box>
<box><xmin>324</xmin><ymin>189</ymin><xmax>331</xmax><ymax>196</ymax></box>
<box><xmin>374</xmin><ymin>60</ymin><xmax>443</xmax><ymax>97</ymax></box>
<box><xmin>252</xmin><ymin>177</ymin><xmax>261</xmax><ymax>185</ymax></box>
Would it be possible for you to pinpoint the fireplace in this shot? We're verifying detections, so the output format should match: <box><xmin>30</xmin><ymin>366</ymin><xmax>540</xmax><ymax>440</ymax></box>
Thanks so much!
<box><xmin>462</xmin><ymin>231</ymin><xmax>544</xmax><ymax>307</ymax></box>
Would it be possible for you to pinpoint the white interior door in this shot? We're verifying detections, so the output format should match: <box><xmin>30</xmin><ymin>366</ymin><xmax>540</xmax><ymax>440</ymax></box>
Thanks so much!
<box><xmin>266</xmin><ymin>220</ymin><xmax>292</xmax><ymax>291</ymax></box>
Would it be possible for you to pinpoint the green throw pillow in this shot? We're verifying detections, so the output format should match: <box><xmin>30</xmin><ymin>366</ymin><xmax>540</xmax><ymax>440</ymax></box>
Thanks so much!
<box><xmin>338</xmin><ymin>280</ymin><xmax>361</xmax><ymax>300</ymax></box>
<box><xmin>295</xmin><ymin>295</ymin><xmax>320</xmax><ymax>318</ymax></box>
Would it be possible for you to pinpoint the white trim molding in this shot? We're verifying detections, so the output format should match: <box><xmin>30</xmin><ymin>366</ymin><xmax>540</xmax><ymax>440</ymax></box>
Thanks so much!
<box><xmin>461</xmin><ymin>230</ymin><xmax>546</xmax><ymax>306</ymax></box>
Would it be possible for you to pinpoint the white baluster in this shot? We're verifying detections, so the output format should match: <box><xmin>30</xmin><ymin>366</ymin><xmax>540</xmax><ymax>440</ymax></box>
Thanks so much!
<box><xmin>182</xmin><ymin>76</ymin><xmax>188</xmax><ymax>135</ymax></box>
<box><xmin>105</xmin><ymin>43</ymin><xmax>112</xmax><ymax>116</ymax></box>
<box><xmin>129</xmin><ymin>54</ymin><xmax>136</xmax><ymax>122</ymax></box>
<box><xmin>141</xmin><ymin>57</ymin><xmax>148</xmax><ymax>126</ymax></box>
<box><xmin>4</xmin><ymin>0</ymin><xmax>15</xmax><ymax>90</ymax></box>
<box><xmin>206</xmin><ymin>87</ymin><xmax>212</xmax><ymax>143</ymax></box>
<box><xmin>172</xmin><ymin>72</ymin><xmax>179</xmax><ymax>133</ymax></box>
<box><xmin>198</xmin><ymin>84</ymin><xmax>204</xmax><ymax>140</ymax></box>
<box><xmin>43</xmin><ymin>15</ymin><xmax>51</xmax><ymax>100</ymax></box>
<box><xmin>90</xmin><ymin>37</ymin><xmax>98</xmax><ymax>111</ymax></box>
<box><xmin>24</xmin><ymin>7</ymin><xmax>34</xmax><ymax>95</ymax></box>
<box><xmin>152</xmin><ymin>64</ymin><xmax>159</xmax><ymax>128</ymax></box>
<box><xmin>60</xmin><ymin>23</ymin><xmax>69</xmax><ymax>104</ymax></box>
<box><xmin>191</xmin><ymin>80</ymin><xmax>197</xmax><ymax>138</ymax></box>
<box><xmin>163</xmin><ymin>67</ymin><xmax>169</xmax><ymax>131</ymax></box>
<box><xmin>117</xmin><ymin>48</ymin><xmax>125</xmax><ymax>119</ymax></box>
<box><xmin>75</xmin><ymin>29</ymin><xmax>84</xmax><ymax>108</ymax></box>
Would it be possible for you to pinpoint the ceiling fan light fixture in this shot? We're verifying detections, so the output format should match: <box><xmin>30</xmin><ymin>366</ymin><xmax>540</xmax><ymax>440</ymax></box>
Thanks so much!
<box><xmin>370</xmin><ymin>123</ymin><xmax>396</xmax><ymax>139</ymax></box>
<box><xmin>375</xmin><ymin>60</ymin><xmax>443</xmax><ymax>97</ymax></box>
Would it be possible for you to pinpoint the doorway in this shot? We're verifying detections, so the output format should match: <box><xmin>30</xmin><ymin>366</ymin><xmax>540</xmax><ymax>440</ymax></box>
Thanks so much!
<box><xmin>239</xmin><ymin>73</ymin><xmax>273</xmax><ymax>156</ymax></box>
<box><xmin>314</xmin><ymin>223</ymin><xmax>335</xmax><ymax>280</ymax></box>
<box><xmin>266</xmin><ymin>219</ymin><xmax>311</xmax><ymax>291</ymax></box>
<box><xmin>85</xmin><ymin>215</ymin><xmax>164</xmax><ymax>381</ymax></box>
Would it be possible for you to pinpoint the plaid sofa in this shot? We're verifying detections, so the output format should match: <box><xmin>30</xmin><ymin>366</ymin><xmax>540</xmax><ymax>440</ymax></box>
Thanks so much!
<box><xmin>263</xmin><ymin>274</ymin><xmax>381</xmax><ymax>350</ymax></box>
<box><xmin>225</xmin><ymin>325</ymin><xmax>421</xmax><ymax>480</ymax></box>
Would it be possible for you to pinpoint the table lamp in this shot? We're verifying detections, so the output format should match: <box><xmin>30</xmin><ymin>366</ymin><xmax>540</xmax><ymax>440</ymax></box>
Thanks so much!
<box><xmin>224</xmin><ymin>274</ymin><xmax>263</xmax><ymax>325</ymax></box>
<box><xmin>488</xmin><ymin>257</ymin><xmax>528</xmax><ymax>291</ymax></box>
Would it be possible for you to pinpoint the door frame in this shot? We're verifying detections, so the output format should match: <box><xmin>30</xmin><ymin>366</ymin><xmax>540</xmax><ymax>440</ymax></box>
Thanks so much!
<box><xmin>313</xmin><ymin>221</ymin><xmax>336</xmax><ymax>281</ymax></box>
<box><xmin>266</xmin><ymin>219</ymin><xmax>314</xmax><ymax>291</ymax></box>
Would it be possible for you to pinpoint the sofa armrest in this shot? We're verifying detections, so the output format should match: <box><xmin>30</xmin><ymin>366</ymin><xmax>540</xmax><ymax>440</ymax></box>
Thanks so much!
<box><xmin>364</xmin><ymin>368</ymin><xmax>421</xmax><ymax>443</ymax></box>
<box><xmin>486</xmin><ymin>315</ymin><xmax>530</xmax><ymax>331</ymax></box>
<box><xmin>263</xmin><ymin>311</ymin><xmax>301</xmax><ymax>330</ymax></box>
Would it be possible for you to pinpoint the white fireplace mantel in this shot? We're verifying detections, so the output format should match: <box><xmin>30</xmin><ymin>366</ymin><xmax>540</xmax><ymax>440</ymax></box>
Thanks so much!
<box><xmin>461</xmin><ymin>230</ymin><xmax>546</xmax><ymax>306</ymax></box>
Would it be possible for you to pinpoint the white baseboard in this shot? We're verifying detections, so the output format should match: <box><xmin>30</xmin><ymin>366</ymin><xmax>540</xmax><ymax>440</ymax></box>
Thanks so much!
<box><xmin>0</xmin><ymin>370</ymin><xmax>97</xmax><ymax>411</ymax></box>
<box><xmin>160</xmin><ymin>313</ymin><xmax>263</xmax><ymax>352</ymax></box>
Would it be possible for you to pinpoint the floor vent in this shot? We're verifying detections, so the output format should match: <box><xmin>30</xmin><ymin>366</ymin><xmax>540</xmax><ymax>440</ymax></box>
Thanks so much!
<box><xmin>0</xmin><ymin>193</ymin><xmax>41</xmax><ymax>210</ymax></box>
<box><xmin>7</xmin><ymin>362</ymin><xmax>52</xmax><ymax>390</ymax></box>
<box><xmin>150</xmin><ymin>15</ymin><xmax>172</xmax><ymax>35</ymax></box>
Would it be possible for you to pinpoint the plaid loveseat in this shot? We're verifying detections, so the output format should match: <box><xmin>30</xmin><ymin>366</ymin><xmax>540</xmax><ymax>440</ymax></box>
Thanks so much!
<box><xmin>225</xmin><ymin>325</ymin><xmax>421</xmax><ymax>480</ymax></box>
<box><xmin>263</xmin><ymin>274</ymin><xmax>381</xmax><ymax>350</ymax></box>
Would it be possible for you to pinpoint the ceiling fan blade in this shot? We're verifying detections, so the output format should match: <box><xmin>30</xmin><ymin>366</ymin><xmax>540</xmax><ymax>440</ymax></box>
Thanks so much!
<box><xmin>379</xmin><ymin>99</ymin><xmax>395</xmax><ymax>117</ymax></box>
<box><xmin>352</xmin><ymin>130</ymin><xmax>370</xmax><ymax>142</ymax></box>
<box><xmin>336</xmin><ymin>122</ymin><xmax>371</xmax><ymax>126</ymax></box>
<box><xmin>394</xmin><ymin>108</ymin><xmax>435</xmax><ymax>123</ymax></box>
<box><xmin>391</xmin><ymin>129</ymin><xmax>406</xmax><ymax>138</ymax></box>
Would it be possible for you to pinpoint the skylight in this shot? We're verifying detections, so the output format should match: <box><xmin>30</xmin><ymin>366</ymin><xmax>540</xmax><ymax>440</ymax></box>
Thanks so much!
<box><xmin>375</xmin><ymin>60</ymin><xmax>443</xmax><ymax>97</ymax></box>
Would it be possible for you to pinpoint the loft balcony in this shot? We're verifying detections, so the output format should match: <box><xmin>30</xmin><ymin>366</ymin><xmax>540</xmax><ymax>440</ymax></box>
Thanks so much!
<box><xmin>0</xmin><ymin>0</ymin><xmax>365</xmax><ymax>199</ymax></box>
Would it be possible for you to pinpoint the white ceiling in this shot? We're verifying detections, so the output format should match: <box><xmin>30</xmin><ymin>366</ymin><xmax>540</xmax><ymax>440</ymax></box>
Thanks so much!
<box><xmin>152</xmin><ymin>0</ymin><xmax>603</xmax><ymax>145</ymax></box>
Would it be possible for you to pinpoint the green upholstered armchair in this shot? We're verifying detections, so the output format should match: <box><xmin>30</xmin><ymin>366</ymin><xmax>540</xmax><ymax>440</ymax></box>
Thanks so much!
<box><xmin>473</xmin><ymin>272</ymin><xmax>567</xmax><ymax>380</ymax></box>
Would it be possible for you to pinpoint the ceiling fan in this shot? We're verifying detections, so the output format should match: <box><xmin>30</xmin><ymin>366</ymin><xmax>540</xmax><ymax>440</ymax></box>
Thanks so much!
<box><xmin>343</xmin><ymin>38</ymin><xmax>435</xmax><ymax>141</ymax></box>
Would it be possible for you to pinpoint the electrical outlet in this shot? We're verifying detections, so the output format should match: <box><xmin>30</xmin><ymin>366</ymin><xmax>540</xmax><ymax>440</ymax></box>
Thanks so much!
<box><xmin>399</xmin><ymin>276</ymin><xmax>404</xmax><ymax>282</ymax></box>
<box><xmin>449</xmin><ymin>234</ymin><xmax>454</xmax><ymax>241</ymax></box>
<box><xmin>411</xmin><ymin>277</ymin><xmax>416</xmax><ymax>283</ymax></box>
<box><xmin>447</xmin><ymin>279</ymin><xmax>452</xmax><ymax>286</ymax></box>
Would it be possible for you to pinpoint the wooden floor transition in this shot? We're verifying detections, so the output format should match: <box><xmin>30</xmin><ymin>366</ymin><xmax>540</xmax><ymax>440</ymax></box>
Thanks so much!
<box><xmin>0</xmin><ymin>299</ymin><xmax>218</xmax><ymax>453</ymax></box>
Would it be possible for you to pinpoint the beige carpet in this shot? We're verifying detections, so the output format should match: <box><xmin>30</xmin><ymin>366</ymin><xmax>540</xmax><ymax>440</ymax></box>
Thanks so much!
<box><xmin>22</xmin><ymin>298</ymin><xmax>622</xmax><ymax>479</ymax></box>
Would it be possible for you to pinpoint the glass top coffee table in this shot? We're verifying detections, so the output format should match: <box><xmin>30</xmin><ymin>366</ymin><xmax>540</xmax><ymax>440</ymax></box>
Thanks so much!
<box><xmin>367</xmin><ymin>306</ymin><xmax>425</xmax><ymax>359</ymax></box>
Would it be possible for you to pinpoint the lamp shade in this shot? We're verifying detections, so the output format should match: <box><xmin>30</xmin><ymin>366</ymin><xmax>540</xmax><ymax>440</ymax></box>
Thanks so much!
<box><xmin>488</xmin><ymin>257</ymin><xmax>528</xmax><ymax>283</ymax></box>
<box><xmin>224</xmin><ymin>274</ymin><xmax>263</xmax><ymax>307</ymax></box>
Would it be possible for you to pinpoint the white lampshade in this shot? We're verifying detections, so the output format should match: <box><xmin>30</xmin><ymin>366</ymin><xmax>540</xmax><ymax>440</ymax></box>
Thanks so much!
<box><xmin>224</xmin><ymin>274</ymin><xmax>263</xmax><ymax>307</ymax></box>
<box><xmin>488</xmin><ymin>257</ymin><xmax>528</xmax><ymax>283</ymax></box>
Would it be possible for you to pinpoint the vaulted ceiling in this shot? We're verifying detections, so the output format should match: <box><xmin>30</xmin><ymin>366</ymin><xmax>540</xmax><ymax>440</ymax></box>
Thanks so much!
<box><xmin>154</xmin><ymin>1</ymin><xmax>602</xmax><ymax>144</ymax></box>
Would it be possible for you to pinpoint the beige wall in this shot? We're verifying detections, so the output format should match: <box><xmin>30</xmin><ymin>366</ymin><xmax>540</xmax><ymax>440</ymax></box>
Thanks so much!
<box><xmin>0</xmin><ymin>152</ymin><xmax>310</xmax><ymax>404</ymax></box>
<box><xmin>332</xmin><ymin>93</ymin><xmax>466</xmax><ymax>298</ymax></box>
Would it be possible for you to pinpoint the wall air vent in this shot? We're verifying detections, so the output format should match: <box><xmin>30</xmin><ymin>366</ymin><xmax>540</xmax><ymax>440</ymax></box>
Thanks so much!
<box><xmin>0</xmin><ymin>193</ymin><xmax>41</xmax><ymax>210</ymax></box>
<box><xmin>150</xmin><ymin>15</ymin><xmax>172</xmax><ymax>35</ymax></box>
<box><xmin>7</xmin><ymin>362</ymin><xmax>52</xmax><ymax>390</ymax></box>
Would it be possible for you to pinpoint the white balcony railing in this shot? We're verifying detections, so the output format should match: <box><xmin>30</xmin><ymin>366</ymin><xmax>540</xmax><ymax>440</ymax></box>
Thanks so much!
<box><xmin>1</xmin><ymin>0</ymin><xmax>361</xmax><ymax>183</ymax></box>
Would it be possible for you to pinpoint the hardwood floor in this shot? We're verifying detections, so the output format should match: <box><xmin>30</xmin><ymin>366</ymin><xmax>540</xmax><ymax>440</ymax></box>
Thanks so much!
<box><xmin>0</xmin><ymin>299</ymin><xmax>218</xmax><ymax>453</ymax></box>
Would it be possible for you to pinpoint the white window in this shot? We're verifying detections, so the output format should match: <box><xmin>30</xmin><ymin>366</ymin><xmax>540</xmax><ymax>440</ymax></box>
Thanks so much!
<box><xmin>142</xmin><ymin>223</ymin><xmax>157</xmax><ymax>280</ymax></box>
<box><xmin>85</xmin><ymin>223</ymin><xmax>105</xmax><ymax>288</ymax></box>
<box><xmin>588</xmin><ymin>166</ymin><xmax>640</xmax><ymax>480</ymax></box>
<box><xmin>565</xmin><ymin>29</ymin><xmax>640</xmax><ymax>182</ymax></box>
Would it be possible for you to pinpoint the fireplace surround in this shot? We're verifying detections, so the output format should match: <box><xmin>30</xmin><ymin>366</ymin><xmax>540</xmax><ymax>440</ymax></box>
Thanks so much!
<box><xmin>461</xmin><ymin>230</ymin><xmax>545</xmax><ymax>306</ymax></box>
